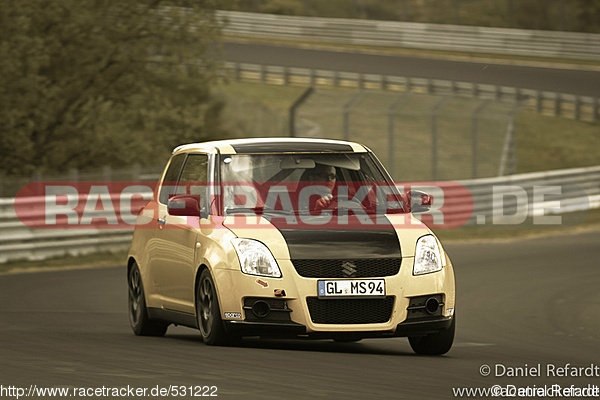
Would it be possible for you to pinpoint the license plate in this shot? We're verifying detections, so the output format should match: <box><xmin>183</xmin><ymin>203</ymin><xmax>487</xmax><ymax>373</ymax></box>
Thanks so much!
<box><xmin>318</xmin><ymin>279</ymin><xmax>385</xmax><ymax>297</ymax></box>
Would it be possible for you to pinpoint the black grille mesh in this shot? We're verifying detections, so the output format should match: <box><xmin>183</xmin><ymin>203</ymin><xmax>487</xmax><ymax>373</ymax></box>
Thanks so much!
<box><xmin>292</xmin><ymin>258</ymin><xmax>401</xmax><ymax>278</ymax></box>
<box><xmin>306</xmin><ymin>297</ymin><xmax>395</xmax><ymax>324</ymax></box>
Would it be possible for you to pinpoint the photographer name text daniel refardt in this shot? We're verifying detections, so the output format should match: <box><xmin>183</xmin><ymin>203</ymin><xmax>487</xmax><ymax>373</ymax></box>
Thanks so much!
<box><xmin>493</xmin><ymin>363</ymin><xmax>599</xmax><ymax>378</ymax></box>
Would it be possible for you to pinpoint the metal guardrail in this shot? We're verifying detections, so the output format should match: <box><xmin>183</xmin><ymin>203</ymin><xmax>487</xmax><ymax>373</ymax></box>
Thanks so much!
<box><xmin>455</xmin><ymin>165</ymin><xmax>600</xmax><ymax>225</ymax></box>
<box><xmin>218</xmin><ymin>10</ymin><xmax>600</xmax><ymax>61</ymax></box>
<box><xmin>224</xmin><ymin>61</ymin><xmax>599</xmax><ymax>122</ymax></box>
<box><xmin>0</xmin><ymin>165</ymin><xmax>599</xmax><ymax>263</ymax></box>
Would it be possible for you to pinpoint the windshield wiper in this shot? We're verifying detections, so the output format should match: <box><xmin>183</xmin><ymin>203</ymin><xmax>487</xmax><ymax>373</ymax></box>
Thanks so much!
<box><xmin>225</xmin><ymin>206</ymin><xmax>293</xmax><ymax>215</ymax></box>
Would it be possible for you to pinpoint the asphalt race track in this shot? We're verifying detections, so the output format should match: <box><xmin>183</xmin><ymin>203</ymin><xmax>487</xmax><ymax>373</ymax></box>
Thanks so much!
<box><xmin>221</xmin><ymin>42</ymin><xmax>600</xmax><ymax>97</ymax></box>
<box><xmin>1</xmin><ymin>231</ymin><xmax>598</xmax><ymax>399</ymax></box>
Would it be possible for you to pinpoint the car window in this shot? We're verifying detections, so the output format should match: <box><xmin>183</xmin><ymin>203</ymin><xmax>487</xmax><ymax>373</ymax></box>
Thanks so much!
<box><xmin>179</xmin><ymin>154</ymin><xmax>209</xmax><ymax>183</ymax></box>
<box><xmin>158</xmin><ymin>153</ymin><xmax>186</xmax><ymax>204</ymax></box>
<box><xmin>178</xmin><ymin>154</ymin><xmax>210</xmax><ymax>214</ymax></box>
<box><xmin>220</xmin><ymin>153</ymin><xmax>403</xmax><ymax>214</ymax></box>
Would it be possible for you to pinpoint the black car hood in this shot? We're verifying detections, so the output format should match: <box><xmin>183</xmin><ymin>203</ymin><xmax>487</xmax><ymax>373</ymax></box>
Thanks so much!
<box><xmin>271</xmin><ymin>221</ymin><xmax>401</xmax><ymax>260</ymax></box>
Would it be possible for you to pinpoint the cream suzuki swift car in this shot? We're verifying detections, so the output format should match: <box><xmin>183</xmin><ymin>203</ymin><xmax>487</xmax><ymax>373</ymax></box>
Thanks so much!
<box><xmin>127</xmin><ymin>138</ymin><xmax>456</xmax><ymax>355</ymax></box>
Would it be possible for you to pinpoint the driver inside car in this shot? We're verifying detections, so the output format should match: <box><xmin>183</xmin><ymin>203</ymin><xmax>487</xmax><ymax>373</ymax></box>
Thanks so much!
<box><xmin>302</xmin><ymin>164</ymin><xmax>337</xmax><ymax>210</ymax></box>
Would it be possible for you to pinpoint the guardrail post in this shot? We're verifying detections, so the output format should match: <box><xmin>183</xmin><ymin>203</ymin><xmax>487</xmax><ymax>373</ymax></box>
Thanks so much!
<box><xmin>574</xmin><ymin>96</ymin><xmax>581</xmax><ymax>121</ymax></box>
<box><xmin>234</xmin><ymin>62</ymin><xmax>241</xmax><ymax>81</ymax></box>
<box><xmin>333</xmin><ymin>71</ymin><xmax>340</xmax><ymax>87</ymax></box>
<box><xmin>536</xmin><ymin>91</ymin><xmax>543</xmax><ymax>114</ymax></box>
<box><xmin>358</xmin><ymin>73</ymin><xmax>365</xmax><ymax>89</ymax></box>
<box><xmin>260</xmin><ymin>65</ymin><xmax>267</xmax><ymax>83</ymax></box>
<box><xmin>309</xmin><ymin>69</ymin><xmax>316</xmax><ymax>87</ymax></box>
<box><xmin>283</xmin><ymin>66</ymin><xmax>290</xmax><ymax>86</ymax></box>
<box><xmin>431</xmin><ymin>97</ymin><xmax>452</xmax><ymax>181</ymax></box>
<box><xmin>343</xmin><ymin>91</ymin><xmax>365</xmax><ymax>141</ymax></box>
<box><xmin>427</xmin><ymin>79</ymin><xmax>434</xmax><ymax>95</ymax></box>
<box><xmin>554</xmin><ymin>93</ymin><xmax>561</xmax><ymax>117</ymax></box>
<box><xmin>289</xmin><ymin>87</ymin><xmax>314</xmax><ymax>137</ymax></box>
<box><xmin>593</xmin><ymin>98</ymin><xmax>599</xmax><ymax>122</ymax></box>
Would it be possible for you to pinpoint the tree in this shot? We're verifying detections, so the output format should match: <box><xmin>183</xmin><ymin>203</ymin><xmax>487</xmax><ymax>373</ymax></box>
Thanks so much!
<box><xmin>0</xmin><ymin>0</ymin><xmax>224</xmax><ymax>175</ymax></box>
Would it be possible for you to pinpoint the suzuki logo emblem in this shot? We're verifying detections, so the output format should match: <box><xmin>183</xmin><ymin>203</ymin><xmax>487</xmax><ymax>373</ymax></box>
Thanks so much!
<box><xmin>341</xmin><ymin>261</ymin><xmax>357</xmax><ymax>277</ymax></box>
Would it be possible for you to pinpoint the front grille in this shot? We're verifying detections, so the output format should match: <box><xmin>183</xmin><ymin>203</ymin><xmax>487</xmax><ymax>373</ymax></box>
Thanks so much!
<box><xmin>306</xmin><ymin>297</ymin><xmax>395</xmax><ymax>324</ymax></box>
<box><xmin>292</xmin><ymin>258</ymin><xmax>401</xmax><ymax>278</ymax></box>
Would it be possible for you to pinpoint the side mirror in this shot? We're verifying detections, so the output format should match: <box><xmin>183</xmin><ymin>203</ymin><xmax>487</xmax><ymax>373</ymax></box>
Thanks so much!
<box><xmin>168</xmin><ymin>194</ymin><xmax>201</xmax><ymax>217</ymax></box>
<box><xmin>410</xmin><ymin>190</ymin><xmax>433</xmax><ymax>214</ymax></box>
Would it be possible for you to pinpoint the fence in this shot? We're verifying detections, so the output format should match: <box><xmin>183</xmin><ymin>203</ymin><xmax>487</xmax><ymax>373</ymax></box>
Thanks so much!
<box><xmin>291</xmin><ymin>89</ymin><xmax>523</xmax><ymax>181</ymax></box>
<box><xmin>218</xmin><ymin>10</ymin><xmax>600</xmax><ymax>60</ymax></box>
<box><xmin>1</xmin><ymin>165</ymin><xmax>599</xmax><ymax>263</ymax></box>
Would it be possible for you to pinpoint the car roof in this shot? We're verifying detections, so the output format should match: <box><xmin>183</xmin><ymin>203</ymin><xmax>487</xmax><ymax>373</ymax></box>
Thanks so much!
<box><xmin>172</xmin><ymin>138</ymin><xmax>369</xmax><ymax>155</ymax></box>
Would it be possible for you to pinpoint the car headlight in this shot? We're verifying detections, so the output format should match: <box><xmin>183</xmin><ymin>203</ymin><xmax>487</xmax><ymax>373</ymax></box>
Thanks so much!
<box><xmin>231</xmin><ymin>238</ymin><xmax>282</xmax><ymax>278</ymax></box>
<box><xmin>413</xmin><ymin>235</ymin><xmax>443</xmax><ymax>276</ymax></box>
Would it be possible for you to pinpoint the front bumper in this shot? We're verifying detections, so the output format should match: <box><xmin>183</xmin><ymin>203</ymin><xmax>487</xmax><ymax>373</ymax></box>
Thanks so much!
<box><xmin>223</xmin><ymin>316</ymin><xmax>454</xmax><ymax>339</ymax></box>
<box><xmin>213</xmin><ymin>256</ymin><xmax>455</xmax><ymax>336</ymax></box>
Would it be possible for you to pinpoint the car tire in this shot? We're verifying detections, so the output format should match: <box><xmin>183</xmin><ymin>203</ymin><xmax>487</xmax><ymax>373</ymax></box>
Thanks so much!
<box><xmin>408</xmin><ymin>315</ymin><xmax>455</xmax><ymax>356</ymax></box>
<box><xmin>196</xmin><ymin>269</ymin><xmax>230</xmax><ymax>346</ymax></box>
<box><xmin>128</xmin><ymin>263</ymin><xmax>169</xmax><ymax>337</ymax></box>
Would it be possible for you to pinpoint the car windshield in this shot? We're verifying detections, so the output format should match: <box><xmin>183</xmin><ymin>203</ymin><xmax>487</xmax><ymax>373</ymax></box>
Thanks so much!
<box><xmin>220</xmin><ymin>152</ymin><xmax>405</xmax><ymax>215</ymax></box>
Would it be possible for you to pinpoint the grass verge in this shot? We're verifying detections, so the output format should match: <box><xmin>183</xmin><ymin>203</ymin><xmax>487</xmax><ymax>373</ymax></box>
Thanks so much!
<box><xmin>0</xmin><ymin>251</ymin><xmax>128</xmax><ymax>275</ymax></box>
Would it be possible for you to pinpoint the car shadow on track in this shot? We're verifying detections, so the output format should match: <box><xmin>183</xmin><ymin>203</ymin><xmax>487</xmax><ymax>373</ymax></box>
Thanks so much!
<box><xmin>162</xmin><ymin>332</ymin><xmax>421</xmax><ymax>357</ymax></box>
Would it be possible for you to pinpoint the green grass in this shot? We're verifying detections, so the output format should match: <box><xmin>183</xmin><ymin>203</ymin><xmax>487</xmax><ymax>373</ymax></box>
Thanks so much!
<box><xmin>0</xmin><ymin>251</ymin><xmax>127</xmax><ymax>275</ymax></box>
<box><xmin>216</xmin><ymin>81</ymin><xmax>306</xmax><ymax>112</ymax></box>
<box><xmin>516</xmin><ymin>112</ymin><xmax>600</xmax><ymax>173</ymax></box>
